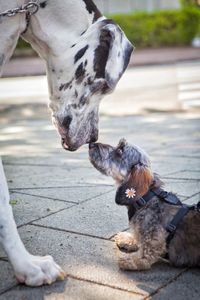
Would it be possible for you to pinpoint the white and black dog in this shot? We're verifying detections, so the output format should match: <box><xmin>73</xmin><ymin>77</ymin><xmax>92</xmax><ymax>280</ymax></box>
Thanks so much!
<box><xmin>0</xmin><ymin>0</ymin><xmax>133</xmax><ymax>286</ymax></box>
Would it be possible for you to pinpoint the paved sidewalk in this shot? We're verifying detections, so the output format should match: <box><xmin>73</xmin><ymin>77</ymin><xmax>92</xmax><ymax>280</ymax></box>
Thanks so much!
<box><xmin>0</xmin><ymin>63</ymin><xmax>200</xmax><ymax>299</ymax></box>
<box><xmin>3</xmin><ymin>47</ymin><xmax>200</xmax><ymax>77</ymax></box>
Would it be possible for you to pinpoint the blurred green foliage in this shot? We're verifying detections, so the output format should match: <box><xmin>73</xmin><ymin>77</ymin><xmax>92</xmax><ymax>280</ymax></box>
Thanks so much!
<box><xmin>111</xmin><ymin>7</ymin><xmax>200</xmax><ymax>48</ymax></box>
<box><xmin>16</xmin><ymin>6</ymin><xmax>200</xmax><ymax>53</ymax></box>
<box><xmin>180</xmin><ymin>0</ymin><xmax>200</xmax><ymax>7</ymax></box>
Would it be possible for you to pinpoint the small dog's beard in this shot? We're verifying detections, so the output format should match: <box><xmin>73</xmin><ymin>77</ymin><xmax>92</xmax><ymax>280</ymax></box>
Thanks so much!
<box><xmin>90</xmin><ymin>156</ymin><xmax>110</xmax><ymax>176</ymax></box>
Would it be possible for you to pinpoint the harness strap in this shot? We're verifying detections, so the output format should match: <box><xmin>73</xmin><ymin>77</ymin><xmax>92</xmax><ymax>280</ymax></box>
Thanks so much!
<box><xmin>166</xmin><ymin>205</ymin><xmax>190</xmax><ymax>245</ymax></box>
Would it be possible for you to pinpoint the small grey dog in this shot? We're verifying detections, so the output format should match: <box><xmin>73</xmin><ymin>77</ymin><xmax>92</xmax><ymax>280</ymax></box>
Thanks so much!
<box><xmin>89</xmin><ymin>139</ymin><xmax>200</xmax><ymax>270</ymax></box>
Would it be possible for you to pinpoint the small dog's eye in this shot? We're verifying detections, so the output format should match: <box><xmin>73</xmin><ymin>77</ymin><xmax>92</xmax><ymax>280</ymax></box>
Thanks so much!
<box><xmin>116</xmin><ymin>148</ymin><xmax>123</xmax><ymax>156</ymax></box>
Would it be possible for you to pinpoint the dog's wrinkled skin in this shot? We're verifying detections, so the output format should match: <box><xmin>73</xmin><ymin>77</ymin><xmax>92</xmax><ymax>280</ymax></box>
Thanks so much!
<box><xmin>89</xmin><ymin>139</ymin><xmax>200</xmax><ymax>270</ymax></box>
<box><xmin>0</xmin><ymin>0</ymin><xmax>133</xmax><ymax>286</ymax></box>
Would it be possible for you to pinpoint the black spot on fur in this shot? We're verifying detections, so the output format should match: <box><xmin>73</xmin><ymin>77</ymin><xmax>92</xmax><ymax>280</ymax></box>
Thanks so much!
<box><xmin>62</xmin><ymin>116</ymin><xmax>72</xmax><ymax>128</ymax></box>
<box><xmin>82</xmin><ymin>0</ymin><xmax>102</xmax><ymax>22</ymax></box>
<box><xmin>40</xmin><ymin>1</ymin><xmax>47</xmax><ymax>8</ymax></box>
<box><xmin>74</xmin><ymin>45</ymin><xmax>89</xmax><ymax>63</ymax></box>
<box><xmin>87</xmin><ymin>77</ymin><xmax>93</xmax><ymax>85</ymax></box>
<box><xmin>75</xmin><ymin>63</ymin><xmax>86</xmax><ymax>83</ymax></box>
<box><xmin>0</xmin><ymin>54</ymin><xmax>5</xmax><ymax>66</ymax></box>
<box><xmin>72</xmin><ymin>104</ymin><xmax>77</xmax><ymax>109</ymax></box>
<box><xmin>59</xmin><ymin>79</ymin><xmax>73</xmax><ymax>91</ymax></box>
<box><xmin>94</xmin><ymin>29</ymin><xmax>112</xmax><ymax>78</ymax></box>
<box><xmin>81</xmin><ymin>30</ymin><xmax>86</xmax><ymax>36</ymax></box>
<box><xmin>75</xmin><ymin>90</ymin><xmax>78</xmax><ymax>98</ymax></box>
<box><xmin>84</xmin><ymin>60</ymin><xmax>88</xmax><ymax>67</ymax></box>
<box><xmin>79</xmin><ymin>95</ymin><xmax>88</xmax><ymax>107</ymax></box>
<box><xmin>123</xmin><ymin>44</ymin><xmax>134</xmax><ymax>73</ymax></box>
<box><xmin>71</xmin><ymin>44</ymin><xmax>76</xmax><ymax>48</ymax></box>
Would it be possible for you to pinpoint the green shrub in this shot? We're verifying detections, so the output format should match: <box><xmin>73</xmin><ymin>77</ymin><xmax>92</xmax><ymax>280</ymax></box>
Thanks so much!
<box><xmin>111</xmin><ymin>7</ymin><xmax>200</xmax><ymax>48</ymax></box>
<box><xmin>180</xmin><ymin>0</ymin><xmax>200</xmax><ymax>7</ymax></box>
<box><xmin>16</xmin><ymin>7</ymin><xmax>200</xmax><ymax>53</ymax></box>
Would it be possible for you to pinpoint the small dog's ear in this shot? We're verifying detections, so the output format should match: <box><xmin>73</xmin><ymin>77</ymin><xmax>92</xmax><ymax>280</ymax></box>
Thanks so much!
<box><xmin>115</xmin><ymin>181</ymin><xmax>133</xmax><ymax>206</ymax></box>
<box><xmin>129</xmin><ymin>164</ymin><xmax>153</xmax><ymax>197</ymax></box>
<box><xmin>115</xmin><ymin>164</ymin><xmax>153</xmax><ymax>206</ymax></box>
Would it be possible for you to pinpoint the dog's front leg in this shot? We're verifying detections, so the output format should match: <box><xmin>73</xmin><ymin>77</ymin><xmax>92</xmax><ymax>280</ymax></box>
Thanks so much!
<box><xmin>0</xmin><ymin>159</ymin><xmax>65</xmax><ymax>286</ymax></box>
<box><xmin>114</xmin><ymin>232</ymin><xmax>138</xmax><ymax>252</ymax></box>
<box><xmin>117</xmin><ymin>227</ymin><xmax>167</xmax><ymax>271</ymax></box>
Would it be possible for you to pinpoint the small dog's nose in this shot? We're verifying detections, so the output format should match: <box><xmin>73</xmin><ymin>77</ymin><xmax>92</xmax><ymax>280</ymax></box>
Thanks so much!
<box><xmin>89</xmin><ymin>142</ymin><xmax>96</xmax><ymax>149</ymax></box>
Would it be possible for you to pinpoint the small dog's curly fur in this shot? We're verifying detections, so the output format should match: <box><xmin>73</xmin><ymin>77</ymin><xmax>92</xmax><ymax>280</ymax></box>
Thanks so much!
<box><xmin>89</xmin><ymin>139</ymin><xmax>200</xmax><ymax>270</ymax></box>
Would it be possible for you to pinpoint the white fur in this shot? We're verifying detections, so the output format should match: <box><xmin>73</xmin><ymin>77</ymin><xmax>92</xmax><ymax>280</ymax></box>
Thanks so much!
<box><xmin>0</xmin><ymin>0</ymin><xmax>132</xmax><ymax>286</ymax></box>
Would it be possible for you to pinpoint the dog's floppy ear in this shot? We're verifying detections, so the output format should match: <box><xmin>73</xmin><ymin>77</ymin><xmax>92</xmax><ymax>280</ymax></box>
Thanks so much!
<box><xmin>115</xmin><ymin>164</ymin><xmax>153</xmax><ymax>206</ymax></box>
<box><xmin>94</xmin><ymin>21</ymin><xmax>134</xmax><ymax>90</ymax></box>
<box><xmin>129</xmin><ymin>164</ymin><xmax>153</xmax><ymax>197</ymax></box>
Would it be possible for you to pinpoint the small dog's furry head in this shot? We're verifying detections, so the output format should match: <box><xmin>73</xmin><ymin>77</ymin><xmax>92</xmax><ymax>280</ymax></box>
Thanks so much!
<box><xmin>89</xmin><ymin>138</ymin><xmax>153</xmax><ymax>197</ymax></box>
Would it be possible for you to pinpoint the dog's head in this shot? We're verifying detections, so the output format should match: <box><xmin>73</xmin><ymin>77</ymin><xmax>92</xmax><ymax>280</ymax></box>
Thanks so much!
<box><xmin>48</xmin><ymin>19</ymin><xmax>133</xmax><ymax>151</ymax></box>
<box><xmin>89</xmin><ymin>139</ymin><xmax>153</xmax><ymax>199</ymax></box>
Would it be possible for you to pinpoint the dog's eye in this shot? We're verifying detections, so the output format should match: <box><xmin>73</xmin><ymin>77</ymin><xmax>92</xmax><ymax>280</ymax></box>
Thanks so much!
<box><xmin>116</xmin><ymin>147</ymin><xmax>123</xmax><ymax>156</ymax></box>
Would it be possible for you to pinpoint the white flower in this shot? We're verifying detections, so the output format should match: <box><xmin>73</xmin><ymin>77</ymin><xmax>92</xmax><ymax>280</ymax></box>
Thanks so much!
<box><xmin>125</xmin><ymin>188</ymin><xmax>136</xmax><ymax>198</ymax></box>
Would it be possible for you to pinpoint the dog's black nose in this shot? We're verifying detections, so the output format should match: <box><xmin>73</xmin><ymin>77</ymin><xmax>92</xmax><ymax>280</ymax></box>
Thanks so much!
<box><xmin>89</xmin><ymin>142</ymin><xmax>96</xmax><ymax>149</ymax></box>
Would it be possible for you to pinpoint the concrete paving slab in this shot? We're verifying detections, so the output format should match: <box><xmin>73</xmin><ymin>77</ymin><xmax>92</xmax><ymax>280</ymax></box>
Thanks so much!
<box><xmin>0</xmin><ymin>225</ymin><xmax>184</xmax><ymax>297</ymax></box>
<box><xmin>0</xmin><ymin>277</ymin><xmax>143</xmax><ymax>300</ymax></box>
<box><xmin>9</xmin><ymin>192</ymin><xmax>72</xmax><ymax>227</ymax></box>
<box><xmin>152</xmin><ymin>269</ymin><xmax>200</xmax><ymax>300</ymax></box>
<box><xmin>33</xmin><ymin>191</ymin><xmax>128</xmax><ymax>239</ymax></box>
<box><xmin>164</xmin><ymin>171</ymin><xmax>200</xmax><ymax>180</ymax></box>
<box><xmin>151</xmin><ymin>156</ymin><xmax>200</xmax><ymax>174</ymax></box>
<box><xmin>162</xmin><ymin>179</ymin><xmax>200</xmax><ymax>198</ymax></box>
<box><xmin>0</xmin><ymin>261</ymin><xmax>17</xmax><ymax>294</ymax></box>
<box><xmin>184</xmin><ymin>193</ymin><xmax>200</xmax><ymax>205</ymax></box>
<box><xmin>11</xmin><ymin>186</ymin><xmax>113</xmax><ymax>204</ymax></box>
<box><xmin>4</xmin><ymin>165</ymin><xmax>113</xmax><ymax>189</ymax></box>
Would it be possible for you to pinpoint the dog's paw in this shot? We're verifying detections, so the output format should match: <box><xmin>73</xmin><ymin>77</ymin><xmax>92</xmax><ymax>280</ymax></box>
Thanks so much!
<box><xmin>117</xmin><ymin>251</ymin><xmax>137</xmax><ymax>270</ymax></box>
<box><xmin>114</xmin><ymin>232</ymin><xmax>138</xmax><ymax>252</ymax></box>
<box><xmin>14</xmin><ymin>254</ymin><xmax>66</xmax><ymax>286</ymax></box>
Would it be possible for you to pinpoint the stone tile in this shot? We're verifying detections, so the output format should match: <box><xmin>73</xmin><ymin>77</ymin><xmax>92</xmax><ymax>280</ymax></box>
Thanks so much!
<box><xmin>4</xmin><ymin>165</ymin><xmax>113</xmax><ymax>189</ymax></box>
<box><xmin>162</xmin><ymin>179</ymin><xmax>200</xmax><ymax>198</ymax></box>
<box><xmin>0</xmin><ymin>260</ymin><xmax>17</xmax><ymax>294</ymax></box>
<box><xmin>150</xmin><ymin>156</ymin><xmax>200</xmax><ymax>175</ymax></box>
<box><xmin>165</xmin><ymin>171</ymin><xmax>200</xmax><ymax>180</ymax></box>
<box><xmin>8</xmin><ymin>192</ymin><xmax>72</xmax><ymax>227</ymax></box>
<box><xmin>184</xmin><ymin>193</ymin><xmax>200</xmax><ymax>205</ymax></box>
<box><xmin>152</xmin><ymin>269</ymin><xmax>200</xmax><ymax>300</ymax></box>
<box><xmin>11</xmin><ymin>186</ymin><xmax>113</xmax><ymax>204</ymax></box>
<box><xmin>0</xmin><ymin>225</ymin><xmax>183</xmax><ymax>297</ymax></box>
<box><xmin>152</xmin><ymin>146</ymin><xmax>200</xmax><ymax>158</ymax></box>
<box><xmin>33</xmin><ymin>191</ymin><xmax>128</xmax><ymax>238</ymax></box>
<box><xmin>0</xmin><ymin>277</ymin><xmax>143</xmax><ymax>300</ymax></box>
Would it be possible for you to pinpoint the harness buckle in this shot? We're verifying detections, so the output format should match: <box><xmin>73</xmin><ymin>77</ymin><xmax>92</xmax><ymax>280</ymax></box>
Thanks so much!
<box><xmin>135</xmin><ymin>197</ymin><xmax>146</xmax><ymax>209</ymax></box>
<box><xmin>159</xmin><ymin>190</ymin><xmax>168</xmax><ymax>199</ymax></box>
<box><xmin>166</xmin><ymin>223</ymin><xmax>176</xmax><ymax>233</ymax></box>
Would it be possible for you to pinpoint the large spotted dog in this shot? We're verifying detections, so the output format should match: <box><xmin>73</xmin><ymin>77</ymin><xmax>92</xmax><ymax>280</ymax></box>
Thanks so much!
<box><xmin>0</xmin><ymin>0</ymin><xmax>133</xmax><ymax>287</ymax></box>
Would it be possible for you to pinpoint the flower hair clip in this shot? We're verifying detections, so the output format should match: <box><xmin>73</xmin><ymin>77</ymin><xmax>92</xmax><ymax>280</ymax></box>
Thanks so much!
<box><xmin>125</xmin><ymin>188</ymin><xmax>136</xmax><ymax>198</ymax></box>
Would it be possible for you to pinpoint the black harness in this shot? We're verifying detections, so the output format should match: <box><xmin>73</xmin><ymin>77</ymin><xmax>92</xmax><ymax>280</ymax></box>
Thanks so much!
<box><xmin>129</xmin><ymin>187</ymin><xmax>200</xmax><ymax>246</ymax></box>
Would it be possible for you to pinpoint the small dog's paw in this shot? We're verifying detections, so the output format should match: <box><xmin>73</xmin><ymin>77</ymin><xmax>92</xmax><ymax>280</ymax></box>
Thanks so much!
<box><xmin>114</xmin><ymin>232</ymin><xmax>138</xmax><ymax>252</ymax></box>
<box><xmin>117</xmin><ymin>252</ymin><xmax>137</xmax><ymax>270</ymax></box>
<box><xmin>15</xmin><ymin>255</ymin><xmax>66</xmax><ymax>286</ymax></box>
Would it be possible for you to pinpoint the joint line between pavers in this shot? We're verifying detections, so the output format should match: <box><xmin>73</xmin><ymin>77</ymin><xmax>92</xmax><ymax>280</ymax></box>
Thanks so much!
<box><xmin>17</xmin><ymin>206</ymin><xmax>76</xmax><ymax>229</ymax></box>
<box><xmin>67</xmin><ymin>274</ymin><xmax>146</xmax><ymax>297</ymax></box>
<box><xmin>10</xmin><ymin>188</ymin><xmax>114</xmax><ymax>206</ymax></box>
<box><xmin>184</xmin><ymin>191</ymin><xmax>200</xmax><ymax>201</ymax></box>
<box><xmin>0</xmin><ymin>284</ymin><xmax>19</xmax><ymax>297</ymax></box>
<box><xmin>109</xmin><ymin>227</ymin><xmax>129</xmax><ymax>240</ymax></box>
<box><xmin>162</xmin><ymin>176</ymin><xmax>200</xmax><ymax>182</ymax></box>
<box><xmin>10</xmin><ymin>190</ymin><xmax>79</xmax><ymax>205</ymax></box>
<box><xmin>143</xmin><ymin>267</ymin><xmax>188</xmax><ymax>300</ymax></box>
<box><xmin>9</xmin><ymin>184</ymin><xmax>113</xmax><ymax>190</ymax></box>
<box><xmin>151</xmin><ymin>154</ymin><xmax>200</xmax><ymax>159</ymax></box>
<box><xmin>30</xmin><ymin>223</ymin><xmax>114</xmax><ymax>242</ymax></box>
